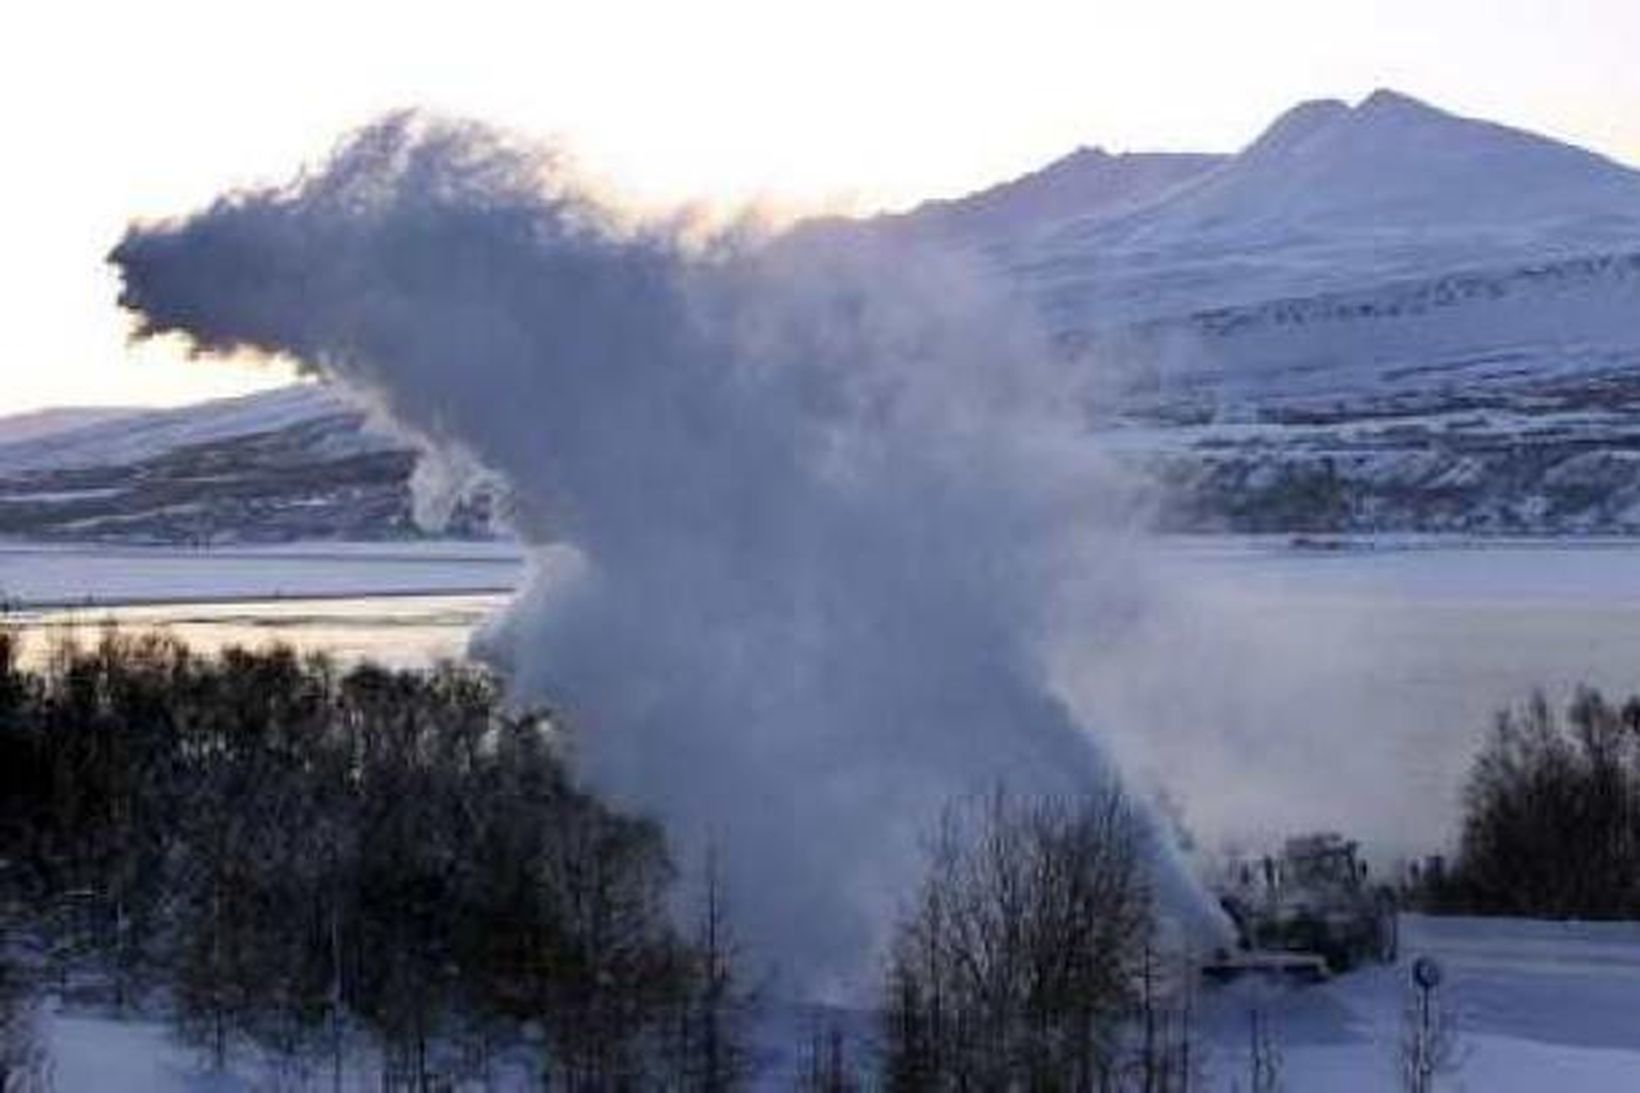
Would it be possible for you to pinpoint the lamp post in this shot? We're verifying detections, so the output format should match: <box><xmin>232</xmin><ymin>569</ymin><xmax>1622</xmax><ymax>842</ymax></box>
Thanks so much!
<box><xmin>1410</xmin><ymin>956</ymin><xmax>1443</xmax><ymax>1093</ymax></box>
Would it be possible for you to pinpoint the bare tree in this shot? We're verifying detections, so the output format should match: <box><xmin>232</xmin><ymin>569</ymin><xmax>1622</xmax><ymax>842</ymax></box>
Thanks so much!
<box><xmin>0</xmin><ymin>954</ymin><xmax>50</xmax><ymax>1093</ymax></box>
<box><xmin>880</xmin><ymin>784</ymin><xmax>1151</xmax><ymax>1091</ymax></box>
<box><xmin>670</xmin><ymin>846</ymin><xmax>757</xmax><ymax>1091</ymax></box>
<box><xmin>1129</xmin><ymin>932</ymin><xmax>1206</xmax><ymax>1093</ymax></box>
<box><xmin>798</xmin><ymin>1021</ymin><xmax>860</xmax><ymax>1093</ymax></box>
<box><xmin>1458</xmin><ymin>687</ymin><xmax>1640</xmax><ymax>916</ymax></box>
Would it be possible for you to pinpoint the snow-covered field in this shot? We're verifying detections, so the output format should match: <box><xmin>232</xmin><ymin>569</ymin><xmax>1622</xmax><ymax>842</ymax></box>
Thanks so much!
<box><xmin>36</xmin><ymin>915</ymin><xmax>1640</xmax><ymax>1090</ymax></box>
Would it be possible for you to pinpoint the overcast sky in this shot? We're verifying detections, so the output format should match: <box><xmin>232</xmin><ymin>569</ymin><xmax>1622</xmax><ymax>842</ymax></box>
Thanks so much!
<box><xmin>4</xmin><ymin>0</ymin><xmax>1639</xmax><ymax>414</ymax></box>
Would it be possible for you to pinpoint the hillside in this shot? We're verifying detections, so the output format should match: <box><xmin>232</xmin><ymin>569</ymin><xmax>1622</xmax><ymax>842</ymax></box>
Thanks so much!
<box><xmin>879</xmin><ymin>147</ymin><xmax>1224</xmax><ymax>244</ymax></box>
<box><xmin>0</xmin><ymin>387</ymin><xmax>439</xmax><ymax>543</ymax></box>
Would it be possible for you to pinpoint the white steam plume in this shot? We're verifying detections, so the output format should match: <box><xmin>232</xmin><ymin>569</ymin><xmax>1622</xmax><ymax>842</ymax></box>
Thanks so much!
<box><xmin>111</xmin><ymin>114</ymin><xmax>1228</xmax><ymax>993</ymax></box>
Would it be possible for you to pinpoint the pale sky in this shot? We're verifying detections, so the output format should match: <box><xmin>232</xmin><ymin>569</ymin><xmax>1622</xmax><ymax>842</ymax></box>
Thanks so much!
<box><xmin>3</xmin><ymin>0</ymin><xmax>1639</xmax><ymax>414</ymax></box>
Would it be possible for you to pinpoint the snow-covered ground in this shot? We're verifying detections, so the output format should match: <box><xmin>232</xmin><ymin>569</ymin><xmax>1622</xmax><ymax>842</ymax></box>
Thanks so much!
<box><xmin>35</xmin><ymin>915</ymin><xmax>1640</xmax><ymax>1090</ymax></box>
<box><xmin>1202</xmin><ymin>914</ymin><xmax>1640</xmax><ymax>1089</ymax></box>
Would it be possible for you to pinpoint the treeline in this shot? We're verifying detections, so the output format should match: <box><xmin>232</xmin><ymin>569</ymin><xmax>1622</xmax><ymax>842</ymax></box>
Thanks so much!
<box><xmin>0</xmin><ymin>627</ymin><xmax>753</xmax><ymax>1089</ymax></box>
<box><xmin>1427</xmin><ymin>686</ymin><xmax>1640</xmax><ymax>917</ymax></box>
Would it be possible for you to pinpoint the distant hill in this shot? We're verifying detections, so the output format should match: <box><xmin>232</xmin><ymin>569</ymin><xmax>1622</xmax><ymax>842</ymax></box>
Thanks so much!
<box><xmin>0</xmin><ymin>406</ymin><xmax>141</xmax><ymax>447</ymax></box>
<box><xmin>0</xmin><ymin>387</ymin><xmax>473</xmax><ymax>543</ymax></box>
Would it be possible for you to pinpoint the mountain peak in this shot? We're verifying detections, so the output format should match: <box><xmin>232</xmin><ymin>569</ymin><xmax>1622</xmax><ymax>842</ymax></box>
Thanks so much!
<box><xmin>1285</xmin><ymin>96</ymin><xmax>1350</xmax><ymax>118</ymax></box>
<box><xmin>1356</xmin><ymin>87</ymin><xmax>1439</xmax><ymax>115</ymax></box>
<box><xmin>1242</xmin><ymin>98</ymin><xmax>1348</xmax><ymax>158</ymax></box>
<box><xmin>1218</xmin><ymin>85</ymin><xmax>1640</xmax><ymax>225</ymax></box>
<box><xmin>1245</xmin><ymin>90</ymin><xmax>1452</xmax><ymax>158</ymax></box>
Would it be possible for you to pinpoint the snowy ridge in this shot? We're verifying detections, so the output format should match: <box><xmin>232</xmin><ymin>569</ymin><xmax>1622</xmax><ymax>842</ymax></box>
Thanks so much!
<box><xmin>880</xmin><ymin>147</ymin><xmax>1224</xmax><ymax>244</ymax></box>
<box><xmin>0</xmin><ymin>383</ymin><xmax>378</xmax><ymax>475</ymax></box>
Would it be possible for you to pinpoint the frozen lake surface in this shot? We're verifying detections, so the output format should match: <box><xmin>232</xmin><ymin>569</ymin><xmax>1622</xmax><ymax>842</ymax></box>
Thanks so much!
<box><xmin>0</xmin><ymin>540</ymin><xmax>522</xmax><ymax>607</ymax></box>
<box><xmin>0</xmin><ymin>540</ymin><xmax>519</xmax><ymax>666</ymax></box>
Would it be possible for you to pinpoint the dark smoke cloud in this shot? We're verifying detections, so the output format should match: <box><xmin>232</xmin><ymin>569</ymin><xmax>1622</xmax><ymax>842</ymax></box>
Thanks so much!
<box><xmin>111</xmin><ymin>113</ymin><xmax>1226</xmax><ymax>994</ymax></box>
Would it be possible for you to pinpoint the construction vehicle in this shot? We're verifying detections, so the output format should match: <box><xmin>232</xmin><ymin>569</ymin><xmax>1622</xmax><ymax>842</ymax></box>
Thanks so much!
<box><xmin>1202</xmin><ymin>832</ymin><xmax>1398</xmax><ymax>982</ymax></box>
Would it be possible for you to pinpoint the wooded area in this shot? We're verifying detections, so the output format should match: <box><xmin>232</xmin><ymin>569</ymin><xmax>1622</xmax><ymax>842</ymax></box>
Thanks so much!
<box><xmin>0</xmin><ymin>628</ymin><xmax>753</xmax><ymax>1089</ymax></box>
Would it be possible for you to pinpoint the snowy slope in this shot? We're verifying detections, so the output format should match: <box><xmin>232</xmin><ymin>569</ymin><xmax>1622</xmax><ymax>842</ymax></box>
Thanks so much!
<box><xmin>1109</xmin><ymin>249</ymin><xmax>1640</xmax><ymax>398</ymax></box>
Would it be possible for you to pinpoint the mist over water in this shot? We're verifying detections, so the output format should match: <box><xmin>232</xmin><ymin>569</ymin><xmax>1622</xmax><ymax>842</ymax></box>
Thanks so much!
<box><xmin>111</xmin><ymin>114</ymin><xmax>1226</xmax><ymax>992</ymax></box>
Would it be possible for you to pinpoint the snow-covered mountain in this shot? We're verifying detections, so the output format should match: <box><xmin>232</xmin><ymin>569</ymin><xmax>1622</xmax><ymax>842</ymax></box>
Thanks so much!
<box><xmin>10</xmin><ymin>89</ymin><xmax>1640</xmax><ymax>541</ymax></box>
<box><xmin>835</xmin><ymin>90</ymin><xmax>1640</xmax><ymax>535</ymax></box>
<box><xmin>1017</xmin><ymin>89</ymin><xmax>1640</xmax><ymax>324</ymax></box>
